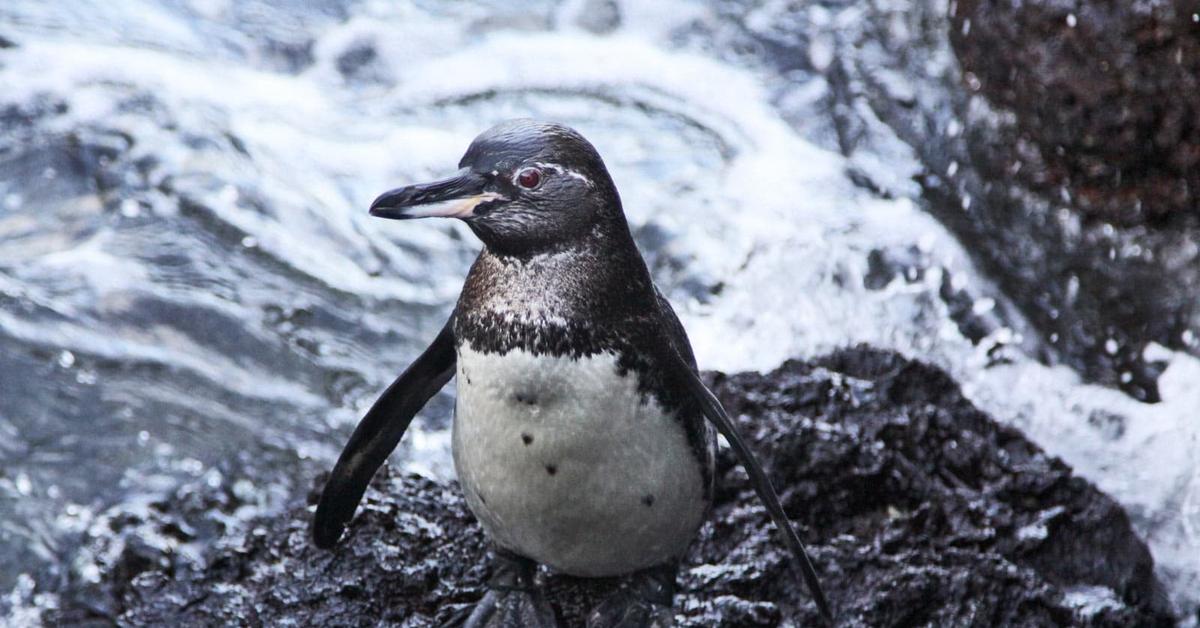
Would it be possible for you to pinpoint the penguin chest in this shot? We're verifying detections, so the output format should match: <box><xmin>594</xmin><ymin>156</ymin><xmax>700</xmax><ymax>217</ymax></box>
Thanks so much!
<box><xmin>451</xmin><ymin>343</ymin><xmax>707</xmax><ymax>577</ymax></box>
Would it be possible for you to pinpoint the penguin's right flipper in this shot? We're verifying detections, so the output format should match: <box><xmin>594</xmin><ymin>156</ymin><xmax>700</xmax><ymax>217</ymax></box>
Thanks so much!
<box><xmin>665</xmin><ymin>346</ymin><xmax>833</xmax><ymax>622</ymax></box>
<box><xmin>312</xmin><ymin>319</ymin><xmax>457</xmax><ymax>549</ymax></box>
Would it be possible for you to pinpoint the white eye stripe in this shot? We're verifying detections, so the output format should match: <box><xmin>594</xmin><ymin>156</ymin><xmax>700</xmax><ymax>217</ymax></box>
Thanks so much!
<box><xmin>531</xmin><ymin>162</ymin><xmax>594</xmax><ymax>188</ymax></box>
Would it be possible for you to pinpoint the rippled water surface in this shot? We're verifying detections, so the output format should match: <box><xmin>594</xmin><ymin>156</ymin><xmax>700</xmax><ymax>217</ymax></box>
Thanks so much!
<box><xmin>1</xmin><ymin>0</ymin><xmax>1198</xmax><ymax>621</ymax></box>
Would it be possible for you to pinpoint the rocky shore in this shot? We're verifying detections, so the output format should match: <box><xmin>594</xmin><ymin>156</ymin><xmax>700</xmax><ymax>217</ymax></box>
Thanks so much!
<box><xmin>45</xmin><ymin>347</ymin><xmax>1173</xmax><ymax>626</ymax></box>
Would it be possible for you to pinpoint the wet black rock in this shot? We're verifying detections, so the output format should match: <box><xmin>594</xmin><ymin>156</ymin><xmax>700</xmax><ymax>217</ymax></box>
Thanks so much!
<box><xmin>863</xmin><ymin>246</ymin><xmax>929</xmax><ymax>291</ymax></box>
<box><xmin>335</xmin><ymin>39</ymin><xmax>393</xmax><ymax>86</ymax></box>
<box><xmin>736</xmin><ymin>0</ymin><xmax>1200</xmax><ymax>400</ymax></box>
<box><xmin>935</xmin><ymin>0</ymin><xmax>1200</xmax><ymax>401</ymax></box>
<box><xmin>17</xmin><ymin>449</ymin><xmax>303</xmax><ymax>626</ymax></box>
<box><xmin>111</xmin><ymin>347</ymin><xmax>1172</xmax><ymax>626</ymax></box>
<box><xmin>950</xmin><ymin>0</ymin><xmax>1200</xmax><ymax>224</ymax></box>
<box><xmin>573</xmin><ymin>0</ymin><xmax>622</xmax><ymax>35</ymax></box>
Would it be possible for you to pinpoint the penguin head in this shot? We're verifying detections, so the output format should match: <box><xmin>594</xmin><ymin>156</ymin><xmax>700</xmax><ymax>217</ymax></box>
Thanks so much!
<box><xmin>370</xmin><ymin>119</ymin><xmax>621</xmax><ymax>254</ymax></box>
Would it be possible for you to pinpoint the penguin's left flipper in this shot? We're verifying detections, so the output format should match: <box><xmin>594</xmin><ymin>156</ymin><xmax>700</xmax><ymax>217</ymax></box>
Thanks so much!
<box><xmin>312</xmin><ymin>319</ymin><xmax>457</xmax><ymax>549</ymax></box>
<box><xmin>665</xmin><ymin>348</ymin><xmax>834</xmax><ymax>623</ymax></box>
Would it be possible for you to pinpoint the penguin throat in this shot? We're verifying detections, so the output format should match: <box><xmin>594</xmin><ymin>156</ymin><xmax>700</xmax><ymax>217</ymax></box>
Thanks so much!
<box><xmin>471</xmin><ymin>219</ymin><xmax>609</xmax><ymax>260</ymax></box>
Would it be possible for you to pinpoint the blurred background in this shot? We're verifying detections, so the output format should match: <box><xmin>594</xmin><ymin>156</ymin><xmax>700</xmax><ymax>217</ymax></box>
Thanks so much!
<box><xmin>0</xmin><ymin>0</ymin><xmax>1197</xmax><ymax>623</ymax></box>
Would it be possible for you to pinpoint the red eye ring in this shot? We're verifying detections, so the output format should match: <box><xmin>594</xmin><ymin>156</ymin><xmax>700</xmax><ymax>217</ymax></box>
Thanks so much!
<box><xmin>516</xmin><ymin>167</ymin><xmax>542</xmax><ymax>189</ymax></box>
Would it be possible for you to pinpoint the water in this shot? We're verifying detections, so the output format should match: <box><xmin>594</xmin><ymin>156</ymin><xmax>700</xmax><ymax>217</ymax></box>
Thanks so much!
<box><xmin>0</xmin><ymin>0</ymin><xmax>1197</xmax><ymax>621</ymax></box>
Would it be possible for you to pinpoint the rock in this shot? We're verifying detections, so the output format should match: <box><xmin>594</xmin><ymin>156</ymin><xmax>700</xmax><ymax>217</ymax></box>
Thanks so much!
<box><xmin>950</xmin><ymin>0</ymin><xmax>1200</xmax><ymax>224</ymax></box>
<box><xmin>109</xmin><ymin>347</ymin><xmax>1172</xmax><ymax>626</ymax></box>
<box><xmin>863</xmin><ymin>246</ymin><xmax>929</xmax><ymax>291</ymax></box>
<box><xmin>750</xmin><ymin>0</ymin><xmax>1200</xmax><ymax>400</ymax></box>
<box><xmin>334</xmin><ymin>38</ymin><xmax>391</xmax><ymax>86</ymax></box>
<box><xmin>32</xmin><ymin>457</ymin><xmax>301</xmax><ymax>625</ymax></box>
<box><xmin>573</xmin><ymin>0</ymin><xmax>622</xmax><ymax>35</ymax></box>
<box><xmin>935</xmin><ymin>0</ymin><xmax>1200</xmax><ymax>399</ymax></box>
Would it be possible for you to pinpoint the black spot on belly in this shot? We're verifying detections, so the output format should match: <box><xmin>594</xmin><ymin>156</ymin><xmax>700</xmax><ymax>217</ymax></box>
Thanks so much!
<box><xmin>521</xmin><ymin>433</ymin><xmax>533</xmax><ymax>445</ymax></box>
<box><xmin>514</xmin><ymin>393</ymin><xmax>537</xmax><ymax>405</ymax></box>
<box><xmin>642</xmin><ymin>494</ymin><xmax>655</xmax><ymax>507</ymax></box>
<box><xmin>545</xmin><ymin>464</ymin><xmax>557</xmax><ymax>476</ymax></box>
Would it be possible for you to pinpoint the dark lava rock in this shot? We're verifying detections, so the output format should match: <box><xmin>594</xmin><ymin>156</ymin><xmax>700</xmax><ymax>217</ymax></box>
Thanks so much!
<box><xmin>335</xmin><ymin>38</ymin><xmax>393</xmax><ymax>86</ymax></box>
<box><xmin>34</xmin><ymin>460</ymin><xmax>296</xmax><ymax>627</ymax></box>
<box><xmin>111</xmin><ymin>347</ymin><xmax>1172</xmax><ymax>626</ymax></box>
<box><xmin>950</xmin><ymin>0</ymin><xmax>1200</xmax><ymax>224</ymax></box>
<box><xmin>938</xmin><ymin>0</ymin><xmax>1200</xmax><ymax>399</ymax></box>
<box><xmin>937</xmin><ymin>0</ymin><xmax>1200</xmax><ymax>399</ymax></box>
<box><xmin>863</xmin><ymin>246</ymin><xmax>930</xmax><ymax>291</ymax></box>
<box><xmin>573</xmin><ymin>0</ymin><xmax>622</xmax><ymax>35</ymax></box>
<box><xmin>737</xmin><ymin>0</ymin><xmax>1200</xmax><ymax>400</ymax></box>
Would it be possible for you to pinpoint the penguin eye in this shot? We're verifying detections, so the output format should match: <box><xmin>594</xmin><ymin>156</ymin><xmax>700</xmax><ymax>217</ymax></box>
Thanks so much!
<box><xmin>516</xmin><ymin>167</ymin><xmax>542</xmax><ymax>189</ymax></box>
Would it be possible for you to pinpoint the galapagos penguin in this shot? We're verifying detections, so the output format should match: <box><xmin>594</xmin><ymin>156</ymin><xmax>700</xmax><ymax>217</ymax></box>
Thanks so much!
<box><xmin>312</xmin><ymin>119</ymin><xmax>831</xmax><ymax>626</ymax></box>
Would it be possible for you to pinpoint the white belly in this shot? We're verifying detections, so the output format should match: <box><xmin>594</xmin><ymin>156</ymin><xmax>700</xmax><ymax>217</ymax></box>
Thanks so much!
<box><xmin>451</xmin><ymin>342</ymin><xmax>706</xmax><ymax>577</ymax></box>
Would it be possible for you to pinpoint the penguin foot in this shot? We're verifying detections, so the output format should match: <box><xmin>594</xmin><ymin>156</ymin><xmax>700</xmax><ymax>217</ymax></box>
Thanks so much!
<box><xmin>463</xmin><ymin>588</ymin><xmax>557</xmax><ymax>628</ymax></box>
<box><xmin>462</xmin><ymin>549</ymin><xmax>558</xmax><ymax>628</ymax></box>
<box><xmin>586</xmin><ymin>563</ymin><xmax>677</xmax><ymax>628</ymax></box>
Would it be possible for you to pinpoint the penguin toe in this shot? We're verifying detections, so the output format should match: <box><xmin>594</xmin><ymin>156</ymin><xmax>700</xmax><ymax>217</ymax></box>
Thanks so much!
<box><xmin>585</xmin><ymin>590</ymin><xmax>674</xmax><ymax>628</ymax></box>
<box><xmin>461</xmin><ymin>588</ymin><xmax>558</xmax><ymax>628</ymax></box>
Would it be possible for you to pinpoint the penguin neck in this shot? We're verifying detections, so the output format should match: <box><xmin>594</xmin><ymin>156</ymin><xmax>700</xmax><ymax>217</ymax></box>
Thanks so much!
<box><xmin>457</xmin><ymin>217</ymin><xmax>656</xmax><ymax>341</ymax></box>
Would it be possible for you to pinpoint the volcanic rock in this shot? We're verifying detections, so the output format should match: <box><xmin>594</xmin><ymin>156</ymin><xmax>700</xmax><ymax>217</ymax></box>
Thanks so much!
<box><xmin>111</xmin><ymin>347</ymin><xmax>1172</xmax><ymax>626</ymax></box>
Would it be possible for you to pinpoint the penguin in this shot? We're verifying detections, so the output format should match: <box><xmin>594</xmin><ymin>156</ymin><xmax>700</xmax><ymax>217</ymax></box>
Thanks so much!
<box><xmin>312</xmin><ymin>119</ymin><xmax>831</xmax><ymax>626</ymax></box>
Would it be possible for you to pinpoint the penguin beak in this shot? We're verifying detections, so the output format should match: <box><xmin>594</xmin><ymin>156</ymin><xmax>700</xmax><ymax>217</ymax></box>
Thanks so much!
<box><xmin>369</xmin><ymin>169</ymin><xmax>504</xmax><ymax>220</ymax></box>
